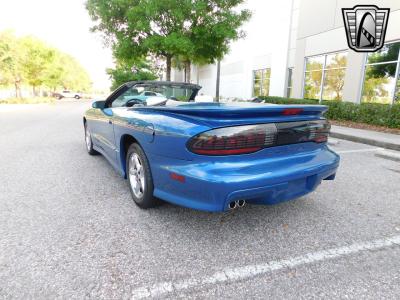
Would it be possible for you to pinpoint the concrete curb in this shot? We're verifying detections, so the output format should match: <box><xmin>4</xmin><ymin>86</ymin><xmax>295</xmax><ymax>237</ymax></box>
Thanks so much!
<box><xmin>330</xmin><ymin>132</ymin><xmax>400</xmax><ymax>151</ymax></box>
<box><xmin>375</xmin><ymin>149</ymin><xmax>400</xmax><ymax>162</ymax></box>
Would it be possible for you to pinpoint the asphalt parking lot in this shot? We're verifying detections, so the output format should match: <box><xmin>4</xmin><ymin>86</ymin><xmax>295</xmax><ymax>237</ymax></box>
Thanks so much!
<box><xmin>1</xmin><ymin>100</ymin><xmax>400</xmax><ymax>299</ymax></box>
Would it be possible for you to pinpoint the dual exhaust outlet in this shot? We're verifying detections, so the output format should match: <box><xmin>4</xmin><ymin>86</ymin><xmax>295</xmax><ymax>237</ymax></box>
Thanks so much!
<box><xmin>228</xmin><ymin>199</ymin><xmax>246</xmax><ymax>210</ymax></box>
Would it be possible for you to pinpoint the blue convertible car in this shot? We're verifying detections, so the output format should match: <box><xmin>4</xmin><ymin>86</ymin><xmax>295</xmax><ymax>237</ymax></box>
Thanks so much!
<box><xmin>83</xmin><ymin>81</ymin><xmax>339</xmax><ymax>212</ymax></box>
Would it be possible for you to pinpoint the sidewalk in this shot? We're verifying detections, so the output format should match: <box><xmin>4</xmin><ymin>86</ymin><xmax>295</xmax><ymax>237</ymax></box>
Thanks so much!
<box><xmin>330</xmin><ymin>125</ymin><xmax>400</xmax><ymax>151</ymax></box>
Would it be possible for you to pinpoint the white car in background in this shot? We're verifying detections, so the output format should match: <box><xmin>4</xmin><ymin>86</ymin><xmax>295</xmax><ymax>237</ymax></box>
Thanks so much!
<box><xmin>55</xmin><ymin>90</ymin><xmax>81</xmax><ymax>99</ymax></box>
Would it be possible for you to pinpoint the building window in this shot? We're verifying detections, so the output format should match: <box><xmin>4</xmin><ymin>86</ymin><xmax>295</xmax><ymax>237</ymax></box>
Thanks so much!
<box><xmin>362</xmin><ymin>42</ymin><xmax>400</xmax><ymax>104</ymax></box>
<box><xmin>286</xmin><ymin>68</ymin><xmax>293</xmax><ymax>98</ymax></box>
<box><xmin>303</xmin><ymin>51</ymin><xmax>347</xmax><ymax>101</ymax></box>
<box><xmin>253</xmin><ymin>68</ymin><xmax>271</xmax><ymax>97</ymax></box>
<box><xmin>397</xmin><ymin>67</ymin><xmax>400</xmax><ymax>103</ymax></box>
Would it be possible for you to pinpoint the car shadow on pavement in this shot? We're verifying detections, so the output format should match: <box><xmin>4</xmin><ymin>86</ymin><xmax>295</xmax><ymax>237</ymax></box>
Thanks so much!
<box><xmin>144</xmin><ymin>196</ymin><xmax>313</xmax><ymax>230</ymax></box>
<box><xmin>87</xmin><ymin>146</ymin><xmax>318</xmax><ymax>236</ymax></box>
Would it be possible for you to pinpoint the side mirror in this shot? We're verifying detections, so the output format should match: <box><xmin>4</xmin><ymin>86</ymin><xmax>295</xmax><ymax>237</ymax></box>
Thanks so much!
<box><xmin>92</xmin><ymin>100</ymin><xmax>106</xmax><ymax>109</ymax></box>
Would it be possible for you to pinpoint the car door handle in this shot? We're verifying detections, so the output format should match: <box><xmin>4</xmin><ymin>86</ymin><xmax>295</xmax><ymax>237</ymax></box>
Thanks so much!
<box><xmin>108</xmin><ymin>120</ymin><xmax>113</xmax><ymax>125</ymax></box>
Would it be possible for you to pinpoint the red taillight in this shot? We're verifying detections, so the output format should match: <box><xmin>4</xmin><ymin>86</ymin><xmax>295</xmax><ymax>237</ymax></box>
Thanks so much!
<box><xmin>308</xmin><ymin>121</ymin><xmax>331</xmax><ymax>143</ymax></box>
<box><xmin>187</xmin><ymin>124</ymin><xmax>277</xmax><ymax>155</ymax></box>
<box><xmin>187</xmin><ymin>121</ymin><xmax>330</xmax><ymax>156</ymax></box>
<box><xmin>282</xmin><ymin>108</ymin><xmax>303</xmax><ymax>115</ymax></box>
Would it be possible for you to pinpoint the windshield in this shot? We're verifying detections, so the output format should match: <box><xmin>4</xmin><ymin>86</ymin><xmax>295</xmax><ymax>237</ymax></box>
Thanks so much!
<box><xmin>111</xmin><ymin>82</ymin><xmax>200</xmax><ymax>108</ymax></box>
<box><xmin>133</xmin><ymin>83</ymin><xmax>197</xmax><ymax>101</ymax></box>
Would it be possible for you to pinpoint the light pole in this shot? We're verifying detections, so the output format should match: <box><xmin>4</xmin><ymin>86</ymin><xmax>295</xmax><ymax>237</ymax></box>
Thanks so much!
<box><xmin>215</xmin><ymin>60</ymin><xmax>221</xmax><ymax>102</ymax></box>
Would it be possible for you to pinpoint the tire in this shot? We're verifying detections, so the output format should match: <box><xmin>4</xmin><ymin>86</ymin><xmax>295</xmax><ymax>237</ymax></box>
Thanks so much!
<box><xmin>126</xmin><ymin>143</ymin><xmax>160</xmax><ymax>208</ymax></box>
<box><xmin>74</xmin><ymin>95</ymin><xmax>80</xmax><ymax>99</ymax></box>
<box><xmin>84</xmin><ymin>123</ymin><xmax>98</xmax><ymax>155</ymax></box>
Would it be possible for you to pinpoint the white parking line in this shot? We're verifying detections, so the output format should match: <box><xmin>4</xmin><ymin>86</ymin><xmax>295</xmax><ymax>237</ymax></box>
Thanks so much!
<box><xmin>336</xmin><ymin>148</ymin><xmax>382</xmax><ymax>154</ymax></box>
<box><xmin>131</xmin><ymin>235</ymin><xmax>400</xmax><ymax>299</ymax></box>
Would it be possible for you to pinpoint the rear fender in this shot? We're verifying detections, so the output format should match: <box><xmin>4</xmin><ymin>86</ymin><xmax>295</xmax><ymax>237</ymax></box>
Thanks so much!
<box><xmin>119</xmin><ymin>134</ymin><xmax>140</xmax><ymax>178</ymax></box>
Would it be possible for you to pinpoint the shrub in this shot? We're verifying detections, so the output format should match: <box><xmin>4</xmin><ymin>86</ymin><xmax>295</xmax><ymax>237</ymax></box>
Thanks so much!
<box><xmin>258</xmin><ymin>95</ymin><xmax>318</xmax><ymax>105</ymax></box>
<box><xmin>259</xmin><ymin>96</ymin><xmax>400</xmax><ymax>129</ymax></box>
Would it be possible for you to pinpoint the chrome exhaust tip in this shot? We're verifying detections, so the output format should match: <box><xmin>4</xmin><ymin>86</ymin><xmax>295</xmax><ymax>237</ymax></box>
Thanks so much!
<box><xmin>228</xmin><ymin>201</ymin><xmax>237</xmax><ymax>210</ymax></box>
<box><xmin>237</xmin><ymin>199</ymin><xmax>246</xmax><ymax>207</ymax></box>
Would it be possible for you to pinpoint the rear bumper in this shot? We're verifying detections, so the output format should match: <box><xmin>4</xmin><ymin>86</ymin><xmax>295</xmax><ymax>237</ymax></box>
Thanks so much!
<box><xmin>149</xmin><ymin>143</ymin><xmax>340</xmax><ymax>212</ymax></box>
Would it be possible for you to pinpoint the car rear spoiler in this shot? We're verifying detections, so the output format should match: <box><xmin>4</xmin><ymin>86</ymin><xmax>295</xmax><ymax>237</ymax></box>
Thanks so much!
<box><xmin>138</xmin><ymin>104</ymin><xmax>328</xmax><ymax>119</ymax></box>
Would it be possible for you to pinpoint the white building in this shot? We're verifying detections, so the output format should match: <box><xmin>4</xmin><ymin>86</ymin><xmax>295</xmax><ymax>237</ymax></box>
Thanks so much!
<box><xmin>172</xmin><ymin>0</ymin><xmax>400</xmax><ymax>105</ymax></box>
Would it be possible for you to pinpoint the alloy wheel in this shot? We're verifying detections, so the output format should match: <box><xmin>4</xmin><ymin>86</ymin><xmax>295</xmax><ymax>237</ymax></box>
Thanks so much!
<box><xmin>129</xmin><ymin>153</ymin><xmax>145</xmax><ymax>198</ymax></box>
<box><xmin>85</xmin><ymin>126</ymin><xmax>92</xmax><ymax>151</ymax></box>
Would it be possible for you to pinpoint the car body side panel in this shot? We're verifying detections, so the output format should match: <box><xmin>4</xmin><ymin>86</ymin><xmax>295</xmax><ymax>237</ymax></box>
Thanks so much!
<box><xmin>85</xmin><ymin>109</ymin><xmax>116</xmax><ymax>155</ymax></box>
<box><xmin>107</xmin><ymin>108</ymin><xmax>211</xmax><ymax>177</ymax></box>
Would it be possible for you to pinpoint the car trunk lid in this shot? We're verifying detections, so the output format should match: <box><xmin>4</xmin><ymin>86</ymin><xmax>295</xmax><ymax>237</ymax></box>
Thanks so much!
<box><xmin>137</xmin><ymin>102</ymin><xmax>328</xmax><ymax>127</ymax></box>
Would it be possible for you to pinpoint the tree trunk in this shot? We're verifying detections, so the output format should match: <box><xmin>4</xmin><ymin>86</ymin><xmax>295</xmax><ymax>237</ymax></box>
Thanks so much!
<box><xmin>166</xmin><ymin>55</ymin><xmax>172</xmax><ymax>81</ymax></box>
<box><xmin>15</xmin><ymin>82</ymin><xmax>18</xmax><ymax>98</ymax></box>
<box><xmin>184</xmin><ymin>61</ymin><xmax>191</xmax><ymax>83</ymax></box>
<box><xmin>215</xmin><ymin>60</ymin><xmax>221</xmax><ymax>102</ymax></box>
<box><xmin>14</xmin><ymin>81</ymin><xmax>21</xmax><ymax>99</ymax></box>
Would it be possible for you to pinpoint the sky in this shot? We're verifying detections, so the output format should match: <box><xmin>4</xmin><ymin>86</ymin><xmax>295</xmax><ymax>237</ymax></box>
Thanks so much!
<box><xmin>226</xmin><ymin>0</ymin><xmax>293</xmax><ymax>62</ymax></box>
<box><xmin>0</xmin><ymin>0</ymin><xmax>114</xmax><ymax>90</ymax></box>
<box><xmin>0</xmin><ymin>0</ymin><xmax>292</xmax><ymax>91</ymax></box>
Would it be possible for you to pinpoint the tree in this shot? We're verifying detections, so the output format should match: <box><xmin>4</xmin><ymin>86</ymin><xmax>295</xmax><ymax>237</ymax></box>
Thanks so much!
<box><xmin>107</xmin><ymin>59</ymin><xmax>158</xmax><ymax>90</ymax></box>
<box><xmin>0</xmin><ymin>31</ymin><xmax>92</xmax><ymax>96</ymax></box>
<box><xmin>322</xmin><ymin>54</ymin><xmax>347</xmax><ymax>100</ymax></box>
<box><xmin>185</xmin><ymin>0</ymin><xmax>251</xmax><ymax>82</ymax></box>
<box><xmin>361</xmin><ymin>43</ymin><xmax>400</xmax><ymax>103</ymax></box>
<box><xmin>86</xmin><ymin>0</ymin><xmax>251</xmax><ymax>81</ymax></box>
<box><xmin>172</xmin><ymin>55</ymin><xmax>191</xmax><ymax>82</ymax></box>
<box><xmin>366</xmin><ymin>43</ymin><xmax>400</xmax><ymax>78</ymax></box>
<box><xmin>362</xmin><ymin>77</ymin><xmax>389</xmax><ymax>103</ymax></box>
<box><xmin>304</xmin><ymin>60</ymin><xmax>323</xmax><ymax>100</ymax></box>
<box><xmin>43</xmin><ymin>51</ymin><xmax>66</xmax><ymax>92</ymax></box>
<box><xmin>58</xmin><ymin>54</ymin><xmax>92</xmax><ymax>92</ymax></box>
<box><xmin>41</xmin><ymin>51</ymin><xmax>91</xmax><ymax>92</ymax></box>
<box><xmin>0</xmin><ymin>31</ymin><xmax>25</xmax><ymax>97</ymax></box>
<box><xmin>19</xmin><ymin>36</ymin><xmax>56</xmax><ymax>95</ymax></box>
